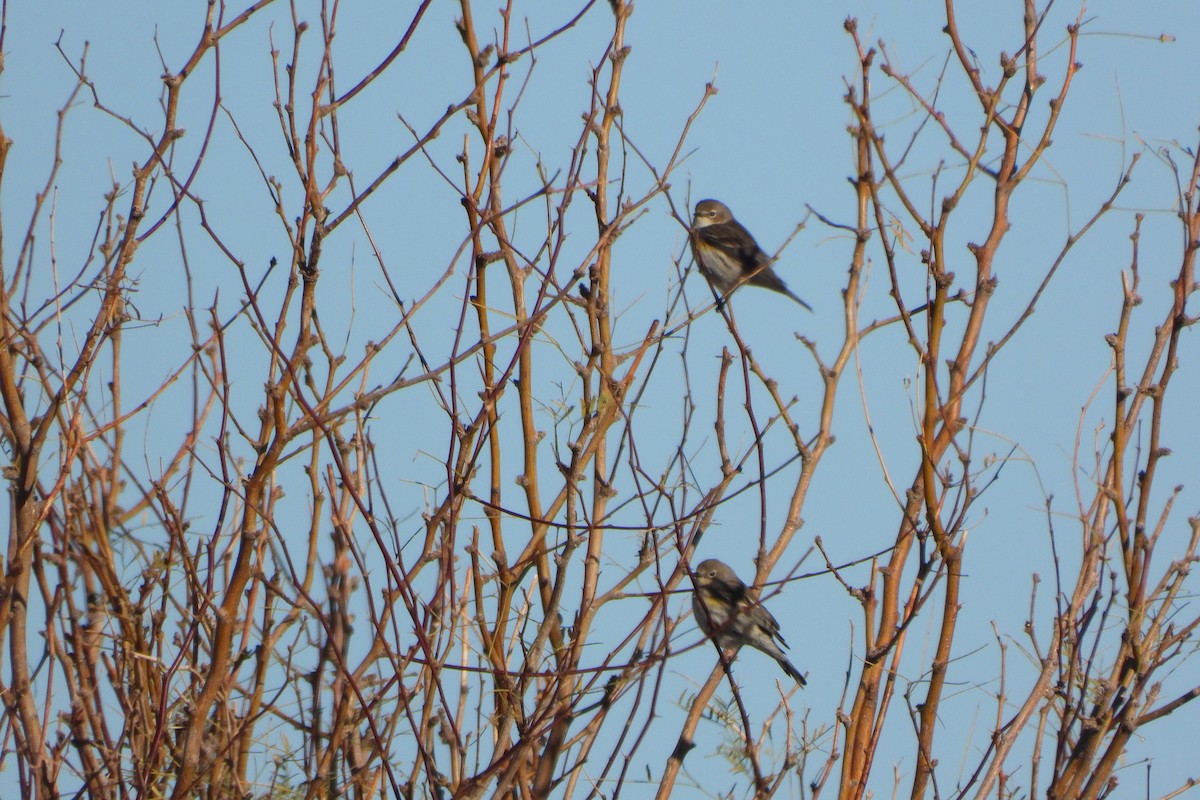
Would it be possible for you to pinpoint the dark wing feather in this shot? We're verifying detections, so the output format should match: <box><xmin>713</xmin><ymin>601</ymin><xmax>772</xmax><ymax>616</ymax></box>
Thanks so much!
<box><xmin>711</xmin><ymin>575</ymin><xmax>789</xmax><ymax>644</ymax></box>
<box><xmin>705</xmin><ymin>573</ymin><xmax>750</xmax><ymax>608</ymax></box>
<box><xmin>694</xmin><ymin>220</ymin><xmax>766</xmax><ymax>267</ymax></box>
<box><xmin>753</xmin><ymin>604</ymin><xmax>785</xmax><ymax>643</ymax></box>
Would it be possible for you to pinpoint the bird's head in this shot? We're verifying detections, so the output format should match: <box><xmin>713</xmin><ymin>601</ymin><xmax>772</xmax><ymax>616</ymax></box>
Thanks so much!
<box><xmin>692</xmin><ymin>199</ymin><xmax>733</xmax><ymax>228</ymax></box>
<box><xmin>693</xmin><ymin>558</ymin><xmax>737</xmax><ymax>588</ymax></box>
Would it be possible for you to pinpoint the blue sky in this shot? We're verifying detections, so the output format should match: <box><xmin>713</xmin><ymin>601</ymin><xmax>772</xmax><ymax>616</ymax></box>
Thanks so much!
<box><xmin>4</xmin><ymin>1</ymin><xmax>1199</xmax><ymax>796</ymax></box>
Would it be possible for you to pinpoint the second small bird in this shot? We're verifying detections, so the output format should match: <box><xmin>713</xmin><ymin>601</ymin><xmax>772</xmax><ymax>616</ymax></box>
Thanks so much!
<box><xmin>690</xmin><ymin>199</ymin><xmax>812</xmax><ymax>311</ymax></box>
<box><xmin>691</xmin><ymin>558</ymin><xmax>807</xmax><ymax>686</ymax></box>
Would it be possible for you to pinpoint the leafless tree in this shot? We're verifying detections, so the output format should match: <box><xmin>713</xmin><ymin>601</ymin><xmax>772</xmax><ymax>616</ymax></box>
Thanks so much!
<box><xmin>0</xmin><ymin>2</ymin><xmax>1195</xmax><ymax>799</ymax></box>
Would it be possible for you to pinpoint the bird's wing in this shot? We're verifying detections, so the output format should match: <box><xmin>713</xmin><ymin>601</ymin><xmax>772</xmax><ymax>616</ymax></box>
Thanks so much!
<box><xmin>706</xmin><ymin>575</ymin><xmax>750</xmax><ymax>608</ymax></box>
<box><xmin>718</xmin><ymin>580</ymin><xmax>791</xmax><ymax>647</ymax></box>
<box><xmin>751</xmin><ymin>604</ymin><xmax>786</xmax><ymax>644</ymax></box>
<box><xmin>695</xmin><ymin>221</ymin><xmax>765</xmax><ymax>263</ymax></box>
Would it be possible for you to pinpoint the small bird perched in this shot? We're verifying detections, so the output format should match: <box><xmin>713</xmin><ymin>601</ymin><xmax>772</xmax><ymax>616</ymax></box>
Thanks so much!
<box><xmin>691</xmin><ymin>558</ymin><xmax>807</xmax><ymax>686</ymax></box>
<box><xmin>690</xmin><ymin>199</ymin><xmax>812</xmax><ymax>311</ymax></box>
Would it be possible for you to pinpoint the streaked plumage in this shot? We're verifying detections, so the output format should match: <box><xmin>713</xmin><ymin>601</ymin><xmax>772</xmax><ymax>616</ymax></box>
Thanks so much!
<box><xmin>690</xmin><ymin>199</ymin><xmax>812</xmax><ymax>310</ymax></box>
<box><xmin>691</xmin><ymin>558</ymin><xmax>806</xmax><ymax>686</ymax></box>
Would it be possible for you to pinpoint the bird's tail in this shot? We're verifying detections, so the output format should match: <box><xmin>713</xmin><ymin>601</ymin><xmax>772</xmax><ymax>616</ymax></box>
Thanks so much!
<box><xmin>776</xmin><ymin>655</ymin><xmax>807</xmax><ymax>687</ymax></box>
<box><xmin>785</xmin><ymin>288</ymin><xmax>814</xmax><ymax>312</ymax></box>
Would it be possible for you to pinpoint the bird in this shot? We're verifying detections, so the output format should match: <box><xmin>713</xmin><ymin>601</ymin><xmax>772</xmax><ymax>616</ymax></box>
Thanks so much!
<box><xmin>689</xmin><ymin>199</ymin><xmax>812</xmax><ymax>311</ymax></box>
<box><xmin>690</xmin><ymin>558</ymin><xmax>807</xmax><ymax>686</ymax></box>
